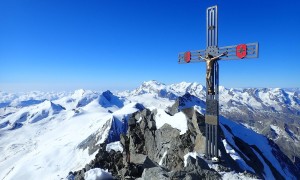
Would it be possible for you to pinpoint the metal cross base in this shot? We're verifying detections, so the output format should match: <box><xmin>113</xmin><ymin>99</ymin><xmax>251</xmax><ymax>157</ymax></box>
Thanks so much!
<box><xmin>205</xmin><ymin>120</ymin><xmax>219</xmax><ymax>159</ymax></box>
<box><xmin>178</xmin><ymin>5</ymin><xmax>259</xmax><ymax>160</ymax></box>
<box><xmin>205</xmin><ymin>61</ymin><xmax>219</xmax><ymax>159</ymax></box>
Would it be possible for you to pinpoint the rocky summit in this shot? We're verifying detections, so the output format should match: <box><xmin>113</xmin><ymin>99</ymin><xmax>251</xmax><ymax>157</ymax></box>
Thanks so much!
<box><xmin>70</xmin><ymin>106</ymin><xmax>263</xmax><ymax>180</ymax></box>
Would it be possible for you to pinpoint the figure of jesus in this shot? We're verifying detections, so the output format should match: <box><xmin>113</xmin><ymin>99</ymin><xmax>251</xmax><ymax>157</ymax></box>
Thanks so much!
<box><xmin>199</xmin><ymin>52</ymin><xmax>228</xmax><ymax>94</ymax></box>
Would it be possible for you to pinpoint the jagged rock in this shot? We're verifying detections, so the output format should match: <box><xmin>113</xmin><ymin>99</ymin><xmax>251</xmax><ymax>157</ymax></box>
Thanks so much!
<box><xmin>141</xmin><ymin>167</ymin><xmax>169</xmax><ymax>180</ymax></box>
<box><xmin>183</xmin><ymin>156</ymin><xmax>221</xmax><ymax>180</ymax></box>
<box><xmin>72</xmin><ymin>107</ymin><xmax>236</xmax><ymax>179</ymax></box>
<box><xmin>168</xmin><ymin>100</ymin><xmax>179</xmax><ymax>116</ymax></box>
<box><xmin>148</xmin><ymin>120</ymin><xmax>156</xmax><ymax>130</ymax></box>
<box><xmin>160</xmin><ymin>128</ymin><xmax>197</xmax><ymax>171</ymax></box>
<box><xmin>128</xmin><ymin>126</ymin><xmax>145</xmax><ymax>155</ymax></box>
<box><xmin>178</xmin><ymin>108</ymin><xmax>207</xmax><ymax>155</ymax></box>
<box><xmin>154</xmin><ymin>124</ymin><xmax>180</xmax><ymax>163</ymax></box>
<box><xmin>134</xmin><ymin>113</ymin><xmax>141</xmax><ymax>121</ymax></box>
<box><xmin>151</xmin><ymin>109</ymin><xmax>157</xmax><ymax>116</ymax></box>
<box><xmin>129</xmin><ymin>154</ymin><xmax>156</xmax><ymax>169</ymax></box>
<box><xmin>128</xmin><ymin>116</ymin><xmax>136</xmax><ymax>127</ymax></box>
<box><xmin>73</xmin><ymin>144</ymin><xmax>124</xmax><ymax>179</ymax></box>
<box><xmin>74</xmin><ymin>170</ymin><xmax>85</xmax><ymax>180</ymax></box>
<box><xmin>184</xmin><ymin>157</ymin><xmax>204</xmax><ymax>174</ymax></box>
<box><xmin>139</xmin><ymin>119</ymin><xmax>147</xmax><ymax>134</ymax></box>
<box><xmin>194</xmin><ymin>134</ymin><xmax>206</xmax><ymax>154</ymax></box>
<box><xmin>142</xmin><ymin>161</ymin><xmax>219</xmax><ymax>180</ymax></box>
<box><xmin>119</xmin><ymin>163</ymin><xmax>142</xmax><ymax>179</ymax></box>
<box><xmin>163</xmin><ymin>153</ymin><xmax>184</xmax><ymax>171</ymax></box>
<box><xmin>168</xmin><ymin>170</ymin><xmax>188</xmax><ymax>179</ymax></box>
<box><xmin>141</xmin><ymin>109</ymin><xmax>151</xmax><ymax>117</ymax></box>
<box><xmin>85</xmin><ymin>164</ymin><xmax>91</xmax><ymax>172</ymax></box>
<box><xmin>120</xmin><ymin>134</ymin><xmax>128</xmax><ymax>149</ymax></box>
<box><xmin>72</xmin><ymin>107</ymin><xmax>246</xmax><ymax>179</ymax></box>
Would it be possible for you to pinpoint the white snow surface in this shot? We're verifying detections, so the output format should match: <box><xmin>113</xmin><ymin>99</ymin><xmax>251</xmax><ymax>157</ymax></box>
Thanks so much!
<box><xmin>84</xmin><ymin>168</ymin><xmax>113</xmax><ymax>180</ymax></box>
<box><xmin>106</xmin><ymin>141</ymin><xmax>123</xmax><ymax>153</ymax></box>
<box><xmin>0</xmin><ymin>90</ymin><xmax>139</xmax><ymax>180</ymax></box>
<box><xmin>222</xmin><ymin>139</ymin><xmax>254</xmax><ymax>173</ymax></box>
<box><xmin>155</xmin><ymin>109</ymin><xmax>187</xmax><ymax>135</ymax></box>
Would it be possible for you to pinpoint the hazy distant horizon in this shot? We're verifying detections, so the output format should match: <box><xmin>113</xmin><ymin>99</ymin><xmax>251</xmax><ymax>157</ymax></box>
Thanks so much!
<box><xmin>1</xmin><ymin>80</ymin><xmax>299</xmax><ymax>93</ymax></box>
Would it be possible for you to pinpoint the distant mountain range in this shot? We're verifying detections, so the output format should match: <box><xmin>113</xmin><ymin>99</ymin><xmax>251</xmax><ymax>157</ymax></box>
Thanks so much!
<box><xmin>0</xmin><ymin>81</ymin><xmax>299</xmax><ymax>179</ymax></box>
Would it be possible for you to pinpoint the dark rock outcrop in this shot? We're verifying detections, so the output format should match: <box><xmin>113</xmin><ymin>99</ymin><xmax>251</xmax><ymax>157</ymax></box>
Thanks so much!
<box><xmin>71</xmin><ymin>144</ymin><xmax>123</xmax><ymax>179</ymax></box>
<box><xmin>142</xmin><ymin>156</ymin><xmax>221</xmax><ymax>180</ymax></box>
<box><xmin>72</xmin><ymin>107</ymin><xmax>249</xmax><ymax>179</ymax></box>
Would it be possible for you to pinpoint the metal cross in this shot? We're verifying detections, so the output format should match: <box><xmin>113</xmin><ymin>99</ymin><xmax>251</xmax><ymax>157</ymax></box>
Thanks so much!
<box><xmin>178</xmin><ymin>5</ymin><xmax>259</xmax><ymax>160</ymax></box>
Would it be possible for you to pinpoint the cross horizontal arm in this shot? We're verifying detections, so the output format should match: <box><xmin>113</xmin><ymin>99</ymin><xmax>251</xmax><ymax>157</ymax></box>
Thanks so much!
<box><xmin>178</xmin><ymin>49</ymin><xmax>206</xmax><ymax>64</ymax></box>
<box><xmin>178</xmin><ymin>42</ymin><xmax>259</xmax><ymax>64</ymax></box>
<box><xmin>218</xmin><ymin>42</ymin><xmax>259</xmax><ymax>60</ymax></box>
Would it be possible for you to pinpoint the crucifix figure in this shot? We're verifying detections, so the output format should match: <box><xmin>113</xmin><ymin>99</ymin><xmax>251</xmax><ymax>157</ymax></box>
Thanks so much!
<box><xmin>200</xmin><ymin>52</ymin><xmax>228</xmax><ymax>94</ymax></box>
<box><xmin>178</xmin><ymin>5</ymin><xmax>259</xmax><ymax>160</ymax></box>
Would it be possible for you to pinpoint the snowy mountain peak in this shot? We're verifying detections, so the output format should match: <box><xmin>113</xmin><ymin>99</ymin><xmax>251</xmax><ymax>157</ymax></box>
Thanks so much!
<box><xmin>47</xmin><ymin>101</ymin><xmax>66</xmax><ymax>112</ymax></box>
<box><xmin>129</xmin><ymin>80</ymin><xmax>206</xmax><ymax>99</ymax></box>
<box><xmin>136</xmin><ymin>80</ymin><xmax>167</xmax><ymax>94</ymax></box>
<box><xmin>129</xmin><ymin>81</ymin><xmax>162</xmax><ymax>96</ymax></box>
<box><xmin>99</xmin><ymin>91</ymin><xmax>124</xmax><ymax>108</ymax></box>
<box><xmin>72</xmin><ymin>89</ymin><xmax>86</xmax><ymax>98</ymax></box>
<box><xmin>39</xmin><ymin>100</ymin><xmax>56</xmax><ymax>109</ymax></box>
<box><xmin>32</xmin><ymin>100</ymin><xmax>66</xmax><ymax>117</ymax></box>
<box><xmin>272</xmin><ymin>88</ymin><xmax>283</xmax><ymax>92</ymax></box>
<box><xmin>173</xmin><ymin>81</ymin><xmax>205</xmax><ymax>94</ymax></box>
<box><xmin>21</xmin><ymin>100</ymin><xmax>65</xmax><ymax>114</ymax></box>
<box><xmin>142</xmin><ymin>80</ymin><xmax>165</xmax><ymax>87</ymax></box>
<box><xmin>219</xmin><ymin>86</ymin><xmax>227</xmax><ymax>92</ymax></box>
<box><xmin>0</xmin><ymin>100</ymin><xmax>65</xmax><ymax>131</ymax></box>
<box><xmin>101</xmin><ymin>90</ymin><xmax>114</xmax><ymax>101</ymax></box>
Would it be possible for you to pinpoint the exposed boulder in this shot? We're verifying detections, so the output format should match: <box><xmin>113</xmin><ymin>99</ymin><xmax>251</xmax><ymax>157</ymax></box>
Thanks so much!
<box><xmin>142</xmin><ymin>156</ymin><xmax>221</xmax><ymax>180</ymax></box>
<box><xmin>141</xmin><ymin>167</ymin><xmax>169</xmax><ymax>180</ymax></box>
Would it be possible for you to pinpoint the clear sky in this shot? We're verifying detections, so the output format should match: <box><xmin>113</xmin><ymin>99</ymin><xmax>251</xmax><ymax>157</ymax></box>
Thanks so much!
<box><xmin>1</xmin><ymin>0</ymin><xmax>300</xmax><ymax>92</ymax></box>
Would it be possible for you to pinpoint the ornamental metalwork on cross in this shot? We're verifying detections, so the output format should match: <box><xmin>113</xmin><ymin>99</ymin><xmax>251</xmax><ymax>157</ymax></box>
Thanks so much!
<box><xmin>178</xmin><ymin>5</ymin><xmax>259</xmax><ymax>160</ymax></box>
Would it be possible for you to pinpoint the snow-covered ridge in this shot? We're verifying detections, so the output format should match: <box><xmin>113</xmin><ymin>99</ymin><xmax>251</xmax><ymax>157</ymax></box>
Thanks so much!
<box><xmin>0</xmin><ymin>100</ymin><xmax>65</xmax><ymax>130</ymax></box>
<box><xmin>2</xmin><ymin>81</ymin><xmax>299</xmax><ymax>114</ymax></box>
<box><xmin>120</xmin><ymin>80</ymin><xmax>206</xmax><ymax>99</ymax></box>
<box><xmin>117</xmin><ymin>80</ymin><xmax>300</xmax><ymax>113</ymax></box>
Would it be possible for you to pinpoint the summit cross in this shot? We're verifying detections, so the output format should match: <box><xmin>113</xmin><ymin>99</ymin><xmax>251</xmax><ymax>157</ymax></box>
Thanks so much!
<box><xmin>178</xmin><ymin>5</ymin><xmax>259</xmax><ymax>160</ymax></box>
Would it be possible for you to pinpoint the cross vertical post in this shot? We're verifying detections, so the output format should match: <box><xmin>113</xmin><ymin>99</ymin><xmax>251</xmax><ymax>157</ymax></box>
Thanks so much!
<box><xmin>178</xmin><ymin>5</ymin><xmax>259</xmax><ymax>161</ymax></box>
<box><xmin>205</xmin><ymin>6</ymin><xmax>219</xmax><ymax>159</ymax></box>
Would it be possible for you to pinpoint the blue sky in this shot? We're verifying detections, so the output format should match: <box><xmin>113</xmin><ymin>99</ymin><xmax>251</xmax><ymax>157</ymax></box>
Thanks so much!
<box><xmin>1</xmin><ymin>0</ymin><xmax>299</xmax><ymax>91</ymax></box>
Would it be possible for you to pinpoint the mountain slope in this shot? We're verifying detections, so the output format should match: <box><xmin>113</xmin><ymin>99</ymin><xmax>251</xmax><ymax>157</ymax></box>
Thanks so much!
<box><xmin>0</xmin><ymin>91</ymin><xmax>138</xmax><ymax>179</ymax></box>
